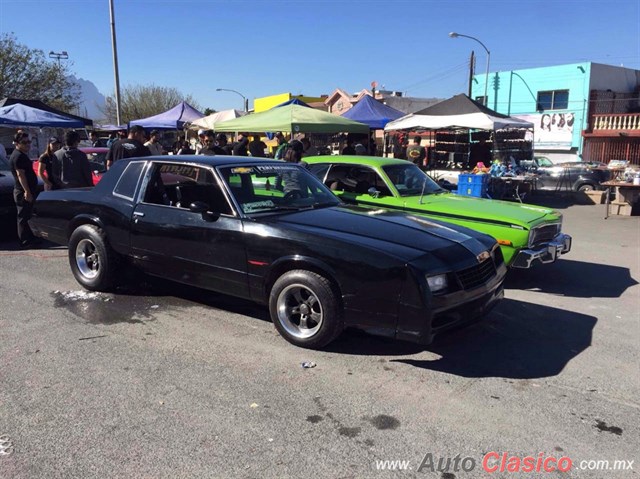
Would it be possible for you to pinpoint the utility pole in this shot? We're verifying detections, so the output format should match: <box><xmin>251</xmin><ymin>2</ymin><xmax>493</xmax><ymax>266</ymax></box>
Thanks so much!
<box><xmin>109</xmin><ymin>0</ymin><xmax>123</xmax><ymax>126</ymax></box>
<box><xmin>468</xmin><ymin>50</ymin><xmax>475</xmax><ymax>98</ymax></box>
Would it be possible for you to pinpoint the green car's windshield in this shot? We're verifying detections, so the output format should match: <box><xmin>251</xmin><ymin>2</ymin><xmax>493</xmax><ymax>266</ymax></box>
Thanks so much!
<box><xmin>218</xmin><ymin>163</ymin><xmax>340</xmax><ymax>215</ymax></box>
<box><xmin>382</xmin><ymin>164</ymin><xmax>444</xmax><ymax>197</ymax></box>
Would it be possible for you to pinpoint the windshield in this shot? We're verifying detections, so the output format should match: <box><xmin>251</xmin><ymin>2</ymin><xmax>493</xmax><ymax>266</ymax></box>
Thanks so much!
<box><xmin>382</xmin><ymin>163</ymin><xmax>444</xmax><ymax>197</ymax></box>
<box><xmin>218</xmin><ymin>163</ymin><xmax>340</xmax><ymax>215</ymax></box>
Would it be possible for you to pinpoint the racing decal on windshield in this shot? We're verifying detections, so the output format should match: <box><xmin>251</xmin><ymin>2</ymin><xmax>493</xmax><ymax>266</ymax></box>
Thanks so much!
<box><xmin>254</xmin><ymin>165</ymin><xmax>299</xmax><ymax>173</ymax></box>
<box><xmin>243</xmin><ymin>200</ymin><xmax>276</xmax><ymax>212</ymax></box>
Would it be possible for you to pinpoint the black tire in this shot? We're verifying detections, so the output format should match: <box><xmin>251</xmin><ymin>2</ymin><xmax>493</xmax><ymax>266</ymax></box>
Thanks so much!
<box><xmin>269</xmin><ymin>270</ymin><xmax>343</xmax><ymax>349</ymax></box>
<box><xmin>578</xmin><ymin>183</ymin><xmax>595</xmax><ymax>192</ymax></box>
<box><xmin>68</xmin><ymin>224</ymin><xmax>119</xmax><ymax>292</ymax></box>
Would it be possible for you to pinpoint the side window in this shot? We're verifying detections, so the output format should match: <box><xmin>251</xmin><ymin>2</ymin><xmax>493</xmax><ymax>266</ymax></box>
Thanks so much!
<box><xmin>113</xmin><ymin>161</ymin><xmax>145</xmax><ymax>199</ymax></box>
<box><xmin>143</xmin><ymin>163</ymin><xmax>232</xmax><ymax>215</ymax></box>
<box><xmin>307</xmin><ymin>163</ymin><xmax>330</xmax><ymax>182</ymax></box>
<box><xmin>326</xmin><ymin>165</ymin><xmax>383</xmax><ymax>195</ymax></box>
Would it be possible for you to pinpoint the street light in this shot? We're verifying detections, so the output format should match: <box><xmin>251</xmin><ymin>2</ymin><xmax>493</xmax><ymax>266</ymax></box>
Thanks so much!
<box><xmin>216</xmin><ymin>88</ymin><xmax>249</xmax><ymax>113</ymax></box>
<box><xmin>48</xmin><ymin>50</ymin><xmax>69</xmax><ymax>68</ymax></box>
<box><xmin>449</xmin><ymin>32</ymin><xmax>490</xmax><ymax>106</ymax></box>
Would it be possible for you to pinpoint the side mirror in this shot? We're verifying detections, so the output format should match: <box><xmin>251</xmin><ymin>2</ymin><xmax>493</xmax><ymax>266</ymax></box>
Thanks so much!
<box><xmin>189</xmin><ymin>201</ymin><xmax>209</xmax><ymax>213</ymax></box>
<box><xmin>367</xmin><ymin>187</ymin><xmax>381</xmax><ymax>198</ymax></box>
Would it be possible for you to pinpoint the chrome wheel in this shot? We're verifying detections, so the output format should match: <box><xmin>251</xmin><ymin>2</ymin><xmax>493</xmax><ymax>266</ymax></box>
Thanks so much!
<box><xmin>276</xmin><ymin>283</ymin><xmax>324</xmax><ymax>339</ymax></box>
<box><xmin>75</xmin><ymin>238</ymin><xmax>100</xmax><ymax>279</ymax></box>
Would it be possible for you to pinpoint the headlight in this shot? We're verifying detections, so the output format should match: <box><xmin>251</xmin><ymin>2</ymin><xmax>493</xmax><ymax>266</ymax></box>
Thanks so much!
<box><xmin>426</xmin><ymin>274</ymin><xmax>448</xmax><ymax>294</ymax></box>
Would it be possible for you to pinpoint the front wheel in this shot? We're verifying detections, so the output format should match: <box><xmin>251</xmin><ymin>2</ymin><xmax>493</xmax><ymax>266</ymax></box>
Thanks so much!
<box><xmin>68</xmin><ymin>224</ymin><xmax>119</xmax><ymax>292</ymax></box>
<box><xmin>269</xmin><ymin>270</ymin><xmax>343</xmax><ymax>349</ymax></box>
<box><xmin>578</xmin><ymin>183</ymin><xmax>595</xmax><ymax>192</ymax></box>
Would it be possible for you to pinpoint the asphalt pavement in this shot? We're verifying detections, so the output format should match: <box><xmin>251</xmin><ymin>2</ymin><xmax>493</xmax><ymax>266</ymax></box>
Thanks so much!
<box><xmin>0</xmin><ymin>194</ymin><xmax>638</xmax><ymax>479</ymax></box>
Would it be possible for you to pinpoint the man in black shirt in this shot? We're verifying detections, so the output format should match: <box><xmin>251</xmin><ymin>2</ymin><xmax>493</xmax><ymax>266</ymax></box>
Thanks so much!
<box><xmin>105</xmin><ymin>125</ymin><xmax>151</xmax><ymax>169</ymax></box>
<box><xmin>248</xmin><ymin>135</ymin><xmax>267</xmax><ymax>157</ymax></box>
<box><xmin>406</xmin><ymin>136</ymin><xmax>426</xmax><ymax>166</ymax></box>
<box><xmin>9</xmin><ymin>131</ymin><xmax>40</xmax><ymax>247</ymax></box>
<box><xmin>232</xmin><ymin>133</ymin><xmax>249</xmax><ymax>156</ymax></box>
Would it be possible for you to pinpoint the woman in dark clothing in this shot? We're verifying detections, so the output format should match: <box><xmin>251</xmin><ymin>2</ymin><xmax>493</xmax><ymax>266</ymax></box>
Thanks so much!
<box><xmin>37</xmin><ymin>137</ymin><xmax>62</xmax><ymax>190</ymax></box>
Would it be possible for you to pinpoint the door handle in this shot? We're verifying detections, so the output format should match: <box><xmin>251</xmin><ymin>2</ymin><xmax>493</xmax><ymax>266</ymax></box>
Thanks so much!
<box><xmin>133</xmin><ymin>212</ymin><xmax>145</xmax><ymax>217</ymax></box>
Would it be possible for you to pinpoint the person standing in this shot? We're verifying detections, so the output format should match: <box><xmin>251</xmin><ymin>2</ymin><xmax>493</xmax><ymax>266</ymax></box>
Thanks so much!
<box><xmin>89</xmin><ymin>131</ymin><xmax>101</xmax><ymax>147</ymax></box>
<box><xmin>37</xmin><ymin>136</ymin><xmax>62</xmax><ymax>190</ymax></box>
<box><xmin>248</xmin><ymin>135</ymin><xmax>268</xmax><ymax>157</ymax></box>
<box><xmin>232</xmin><ymin>133</ymin><xmax>249</xmax><ymax>156</ymax></box>
<box><xmin>341</xmin><ymin>137</ymin><xmax>356</xmax><ymax>155</ymax></box>
<box><xmin>215</xmin><ymin>133</ymin><xmax>233</xmax><ymax>155</ymax></box>
<box><xmin>195</xmin><ymin>129</ymin><xmax>207</xmax><ymax>154</ymax></box>
<box><xmin>9</xmin><ymin>131</ymin><xmax>40</xmax><ymax>247</ymax></box>
<box><xmin>105</xmin><ymin>125</ymin><xmax>151</xmax><ymax>169</ymax></box>
<box><xmin>301</xmin><ymin>137</ymin><xmax>318</xmax><ymax>157</ymax></box>
<box><xmin>144</xmin><ymin>130</ymin><xmax>164</xmax><ymax>155</ymax></box>
<box><xmin>406</xmin><ymin>136</ymin><xmax>426</xmax><ymax>166</ymax></box>
<box><xmin>106</xmin><ymin>132</ymin><xmax>117</xmax><ymax>148</ymax></box>
<box><xmin>273</xmin><ymin>132</ymin><xmax>289</xmax><ymax>160</ymax></box>
<box><xmin>52</xmin><ymin>130</ymin><xmax>93</xmax><ymax>189</ymax></box>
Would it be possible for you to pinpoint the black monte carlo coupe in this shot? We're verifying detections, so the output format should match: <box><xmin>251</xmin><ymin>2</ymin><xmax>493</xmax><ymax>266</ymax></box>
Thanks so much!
<box><xmin>31</xmin><ymin>156</ymin><xmax>507</xmax><ymax>349</ymax></box>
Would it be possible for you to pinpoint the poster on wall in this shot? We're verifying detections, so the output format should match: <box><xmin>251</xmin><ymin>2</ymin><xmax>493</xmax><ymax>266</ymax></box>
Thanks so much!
<box><xmin>514</xmin><ymin>112</ymin><xmax>575</xmax><ymax>150</ymax></box>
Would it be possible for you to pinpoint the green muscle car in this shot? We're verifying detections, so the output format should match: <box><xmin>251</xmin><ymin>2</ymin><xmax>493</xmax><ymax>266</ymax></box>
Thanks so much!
<box><xmin>305</xmin><ymin>156</ymin><xmax>571</xmax><ymax>268</ymax></box>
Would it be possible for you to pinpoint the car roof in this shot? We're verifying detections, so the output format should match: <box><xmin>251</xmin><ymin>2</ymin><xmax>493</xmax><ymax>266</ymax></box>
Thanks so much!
<box><xmin>304</xmin><ymin>155</ymin><xmax>410</xmax><ymax>167</ymax></box>
<box><xmin>121</xmin><ymin>155</ymin><xmax>287</xmax><ymax>167</ymax></box>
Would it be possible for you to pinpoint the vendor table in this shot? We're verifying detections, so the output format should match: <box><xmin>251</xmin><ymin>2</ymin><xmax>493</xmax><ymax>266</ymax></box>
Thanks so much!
<box><xmin>602</xmin><ymin>181</ymin><xmax>640</xmax><ymax>219</ymax></box>
<box><xmin>489</xmin><ymin>176</ymin><xmax>537</xmax><ymax>203</ymax></box>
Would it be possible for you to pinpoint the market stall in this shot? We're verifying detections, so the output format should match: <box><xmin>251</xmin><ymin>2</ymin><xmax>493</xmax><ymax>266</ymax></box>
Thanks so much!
<box><xmin>384</xmin><ymin>94</ymin><xmax>534</xmax><ymax>169</ymax></box>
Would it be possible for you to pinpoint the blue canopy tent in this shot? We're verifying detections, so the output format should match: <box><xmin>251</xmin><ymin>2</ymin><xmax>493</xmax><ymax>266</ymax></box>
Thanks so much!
<box><xmin>341</xmin><ymin>95</ymin><xmax>404</xmax><ymax>129</ymax></box>
<box><xmin>0</xmin><ymin>103</ymin><xmax>85</xmax><ymax>128</ymax></box>
<box><xmin>129</xmin><ymin>101</ymin><xmax>204</xmax><ymax>130</ymax></box>
<box><xmin>274</xmin><ymin>98</ymin><xmax>311</xmax><ymax>108</ymax></box>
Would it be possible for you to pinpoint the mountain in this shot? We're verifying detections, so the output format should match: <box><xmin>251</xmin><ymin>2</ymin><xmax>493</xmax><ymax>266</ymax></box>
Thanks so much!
<box><xmin>70</xmin><ymin>75</ymin><xmax>107</xmax><ymax>121</ymax></box>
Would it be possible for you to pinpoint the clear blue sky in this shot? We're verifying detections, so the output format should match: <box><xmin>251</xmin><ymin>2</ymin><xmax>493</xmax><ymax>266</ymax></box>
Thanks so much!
<box><xmin>1</xmin><ymin>0</ymin><xmax>638</xmax><ymax>113</ymax></box>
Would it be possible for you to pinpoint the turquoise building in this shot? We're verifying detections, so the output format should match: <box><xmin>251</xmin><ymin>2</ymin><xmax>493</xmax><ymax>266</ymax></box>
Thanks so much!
<box><xmin>471</xmin><ymin>62</ymin><xmax>640</xmax><ymax>164</ymax></box>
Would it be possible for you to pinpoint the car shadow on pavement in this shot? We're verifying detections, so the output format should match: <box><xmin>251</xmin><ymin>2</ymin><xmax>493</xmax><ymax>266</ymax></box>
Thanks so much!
<box><xmin>390</xmin><ymin>298</ymin><xmax>596</xmax><ymax>379</ymax></box>
<box><xmin>327</xmin><ymin>298</ymin><xmax>596</xmax><ymax>380</ymax></box>
<box><xmin>505</xmin><ymin>259</ymin><xmax>637</xmax><ymax>298</ymax></box>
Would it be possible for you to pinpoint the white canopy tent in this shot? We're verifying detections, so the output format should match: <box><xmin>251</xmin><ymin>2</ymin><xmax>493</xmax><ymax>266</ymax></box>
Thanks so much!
<box><xmin>384</xmin><ymin>111</ymin><xmax>534</xmax><ymax>131</ymax></box>
<box><xmin>190</xmin><ymin>109</ymin><xmax>246</xmax><ymax>130</ymax></box>
<box><xmin>384</xmin><ymin>94</ymin><xmax>534</xmax><ymax>132</ymax></box>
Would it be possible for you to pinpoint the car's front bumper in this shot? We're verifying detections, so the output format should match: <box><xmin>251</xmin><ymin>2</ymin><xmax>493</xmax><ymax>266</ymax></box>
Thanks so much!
<box><xmin>395</xmin><ymin>260</ymin><xmax>508</xmax><ymax>345</ymax></box>
<box><xmin>511</xmin><ymin>233</ymin><xmax>572</xmax><ymax>268</ymax></box>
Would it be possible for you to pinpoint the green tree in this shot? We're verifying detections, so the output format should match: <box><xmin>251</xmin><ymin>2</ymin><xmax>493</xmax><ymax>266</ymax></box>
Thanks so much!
<box><xmin>102</xmin><ymin>84</ymin><xmax>201</xmax><ymax>124</ymax></box>
<box><xmin>0</xmin><ymin>33</ymin><xmax>80</xmax><ymax>112</ymax></box>
<box><xmin>204</xmin><ymin>107</ymin><xmax>217</xmax><ymax>115</ymax></box>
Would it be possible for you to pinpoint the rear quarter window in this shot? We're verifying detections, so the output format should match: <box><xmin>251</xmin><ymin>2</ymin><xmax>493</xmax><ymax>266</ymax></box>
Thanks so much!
<box><xmin>113</xmin><ymin>162</ymin><xmax>145</xmax><ymax>200</ymax></box>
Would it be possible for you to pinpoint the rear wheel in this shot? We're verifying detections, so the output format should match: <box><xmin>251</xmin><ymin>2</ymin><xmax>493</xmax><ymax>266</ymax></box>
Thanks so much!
<box><xmin>68</xmin><ymin>224</ymin><xmax>119</xmax><ymax>291</ymax></box>
<box><xmin>578</xmin><ymin>183</ymin><xmax>595</xmax><ymax>192</ymax></box>
<box><xmin>269</xmin><ymin>270</ymin><xmax>343</xmax><ymax>348</ymax></box>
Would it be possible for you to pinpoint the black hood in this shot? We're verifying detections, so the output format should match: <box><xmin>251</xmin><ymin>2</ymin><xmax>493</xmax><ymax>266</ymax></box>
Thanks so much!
<box><xmin>268</xmin><ymin>204</ymin><xmax>494</xmax><ymax>263</ymax></box>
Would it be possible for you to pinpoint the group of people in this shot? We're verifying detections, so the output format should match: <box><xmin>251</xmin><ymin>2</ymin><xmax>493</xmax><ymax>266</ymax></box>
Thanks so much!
<box><xmin>8</xmin><ymin>130</ymin><xmax>94</xmax><ymax>248</ymax></box>
<box><xmin>6</xmin><ymin>125</ymin><xmax>331</xmax><ymax>248</ymax></box>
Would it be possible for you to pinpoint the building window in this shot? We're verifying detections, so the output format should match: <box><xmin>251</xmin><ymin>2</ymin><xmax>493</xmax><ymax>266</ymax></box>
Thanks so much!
<box><xmin>537</xmin><ymin>90</ymin><xmax>569</xmax><ymax>110</ymax></box>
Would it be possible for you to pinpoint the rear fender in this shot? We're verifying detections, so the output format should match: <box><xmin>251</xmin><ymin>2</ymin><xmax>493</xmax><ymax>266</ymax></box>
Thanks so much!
<box><xmin>67</xmin><ymin>214</ymin><xmax>107</xmax><ymax>240</ymax></box>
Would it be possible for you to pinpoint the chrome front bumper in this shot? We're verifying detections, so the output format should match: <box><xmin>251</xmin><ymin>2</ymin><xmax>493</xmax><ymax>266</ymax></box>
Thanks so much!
<box><xmin>511</xmin><ymin>233</ymin><xmax>572</xmax><ymax>269</ymax></box>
